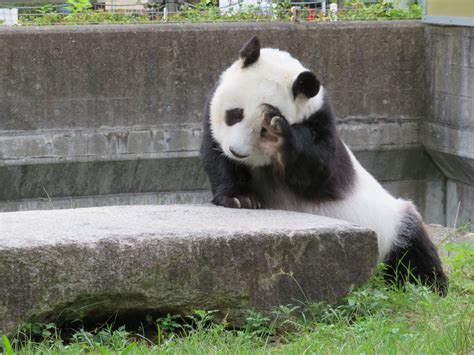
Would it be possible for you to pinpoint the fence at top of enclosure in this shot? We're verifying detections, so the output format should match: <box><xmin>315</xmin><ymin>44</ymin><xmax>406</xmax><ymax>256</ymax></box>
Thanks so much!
<box><xmin>0</xmin><ymin>0</ymin><xmax>422</xmax><ymax>26</ymax></box>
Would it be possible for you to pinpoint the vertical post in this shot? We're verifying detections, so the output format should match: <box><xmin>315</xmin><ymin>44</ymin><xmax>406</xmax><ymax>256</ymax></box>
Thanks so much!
<box><xmin>166</xmin><ymin>0</ymin><xmax>177</xmax><ymax>13</ymax></box>
<box><xmin>329</xmin><ymin>2</ymin><xmax>337</xmax><ymax>21</ymax></box>
<box><xmin>398</xmin><ymin>0</ymin><xmax>411</xmax><ymax>9</ymax></box>
<box><xmin>0</xmin><ymin>8</ymin><xmax>19</xmax><ymax>26</ymax></box>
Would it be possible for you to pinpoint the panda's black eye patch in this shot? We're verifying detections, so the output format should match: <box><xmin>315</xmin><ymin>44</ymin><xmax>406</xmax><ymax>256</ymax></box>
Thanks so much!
<box><xmin>225</xmin><ymin>108</ymin><xmax>244</xmax><ymax>126</ymax></box>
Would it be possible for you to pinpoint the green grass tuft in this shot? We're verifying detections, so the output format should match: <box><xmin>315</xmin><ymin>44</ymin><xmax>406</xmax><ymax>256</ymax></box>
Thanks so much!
<box><xmin>1</xmin><ymin>335</ymin><xmax>15</xmax><ymax>355</ymax></box>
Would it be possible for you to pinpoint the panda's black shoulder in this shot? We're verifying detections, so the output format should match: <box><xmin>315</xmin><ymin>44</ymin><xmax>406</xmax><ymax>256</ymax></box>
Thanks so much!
<box><xmin>302</xmin><ymin>94</ymin><xmax>339</xmax><ymax>141</ymax></box>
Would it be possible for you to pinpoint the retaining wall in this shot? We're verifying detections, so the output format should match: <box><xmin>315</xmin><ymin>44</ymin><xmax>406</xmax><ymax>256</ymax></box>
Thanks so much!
<box><xmin>0</xmin><ymin>21</ymin><xmax>470</xmax><ymax>226</ymax></box>
<box><xmin>424</xmin><ymin>25</ymin><xmax>474</xmax><ymax>228</ymax></box>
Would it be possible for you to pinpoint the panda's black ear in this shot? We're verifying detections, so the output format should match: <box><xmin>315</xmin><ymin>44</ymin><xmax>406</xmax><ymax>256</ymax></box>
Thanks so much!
<box><xmin>292</xmin><ymin>71</ymin><xmax>320</xmax><ymax>99</ymax></box>
<box><xmin>240</xmin><ymin>36</ymin><xmax>260</xmax><ymax>68</ymax></box>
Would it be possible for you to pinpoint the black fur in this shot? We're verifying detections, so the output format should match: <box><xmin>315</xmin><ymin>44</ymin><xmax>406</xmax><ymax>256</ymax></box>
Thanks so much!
<box><xmin>384</xmin><ymin>212</ymin><xmax>448</xmax><ymax>295</ymax></box>
<box><xmin>258</xmin><ymin>102</ymin><xmax>355</xmax><ymax>200</ymax></box>
<box><xmin>240</xmin><ymin>36</ymin><xmax>260</xmax><ymax>68</ymax></box>
<box><xmin>225</xmin><ymin>108</ymin><xmax>244</xmax><ymax>126</ymax></box>
<box><xmin>292</xmin><ymin>71</ymin><xmax>320</xmax><ymax>99</ymax></box>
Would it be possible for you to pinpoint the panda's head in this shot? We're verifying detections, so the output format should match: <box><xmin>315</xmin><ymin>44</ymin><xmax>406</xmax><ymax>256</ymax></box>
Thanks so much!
<box><xmin>209</xmin><ymin>36</ymin><xmax>325</xmax><ymax>167</ymax></box>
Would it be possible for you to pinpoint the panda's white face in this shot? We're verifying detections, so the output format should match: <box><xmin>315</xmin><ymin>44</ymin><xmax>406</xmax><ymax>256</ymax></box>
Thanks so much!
<box><xmin>209</xmin><ymin>47</ymin><xmax>325</xmax><ymax>167</ymax></box>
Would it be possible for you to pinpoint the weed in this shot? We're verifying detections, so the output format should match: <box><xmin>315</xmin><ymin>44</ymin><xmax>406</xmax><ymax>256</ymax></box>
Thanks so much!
<box><xmin>244</xmin><ymin>310</ymin><xmax>274</xmax><ymax>337</ymax></box>
<box><xmin>67</xmin><ymin>0</ymin><xmax>92</xmax><ymax>13</ymax></box>
<box><xmin>1</xmin><ymin>335</ymin><xmax>14</xmax><ymax>355</ymax></box>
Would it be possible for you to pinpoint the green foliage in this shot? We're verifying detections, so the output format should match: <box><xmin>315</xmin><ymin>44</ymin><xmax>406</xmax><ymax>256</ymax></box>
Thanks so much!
<box><xmin>18</xmin><ymin>0</ymin><xmax>422</xmax><ymax>25</ymax></box>
<box><xmin>71</xmin><ymin>325</ymin><xmax>131</xmax><ymax>349</ymax></box>
<box><xmin>22</xmin><ymin>322</ymin><xmax>57</xmax><ymax>340</ymax></box>
<box><xmin>444</xmin><ymin>241</ymin><xmax>474</xmax><ymax>293</ymax></box>
<box><xmin>21</xmin><ymin>10</ymin><xmax>151</xmax><ymax>25</ymax></box>
<box><xmin>1</xmin><ymin>335</ymin><xmax>15</xmax><ymax>355</ymax></box>
<box><xmin>185</xmin><ymin>309</ymin><xmax>218</xmax><ymax>332</ymax></box>
<box><xmin>37</xmin><ymin>3</ymin><xmax>55</xmax><ymax>14</ymax></box>
<box><xmin>244</xmin><ymin>310</ymin><xmax>274</xmax><ymax>337</ymax></box>
<box><xmin>272</xmin><ymin>0</ymin><xmax>292</xmax><ymax>20</ymax></box>
<box><xmin>340</xmin><ymin>0</ymin><xmax>422</xmax><ymax>20</ymax></box>
<box><xmin>151</xmin><ymin>313</ymin><xmax>183</xmax><ymax>336</ymax></box>
<box><xmin>67</xmin><ymin>0</ymin><xmax>92</xmax><ymax>13</ymax></box>
<box><xmin>177</xmin><ymin>0</ymin><xmax>222</xmax><ymax>23</ymax></box>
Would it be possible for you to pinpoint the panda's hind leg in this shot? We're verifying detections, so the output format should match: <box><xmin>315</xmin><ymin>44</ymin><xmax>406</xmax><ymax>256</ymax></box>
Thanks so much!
<box><xmin>383</xmin><ymin>211</ymin><xmax>448</xmax><ymax>296</ymax></box>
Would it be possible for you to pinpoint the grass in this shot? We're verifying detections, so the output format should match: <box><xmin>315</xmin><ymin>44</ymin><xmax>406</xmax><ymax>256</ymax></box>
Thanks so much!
<box><xmin>1</xmin><ymin>242</ymin><xmax>473</xmax><ymax>354</ymax></box>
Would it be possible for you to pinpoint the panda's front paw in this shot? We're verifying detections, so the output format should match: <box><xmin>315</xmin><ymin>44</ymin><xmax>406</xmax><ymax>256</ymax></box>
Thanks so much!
<box><xmin>213</xmin><ymin>195</ymin><xmax>262</xmax><ymax>209</ymax></box>
<box><xmin>261</xmin><ymin>115</ymin><xmax>290</xmax><ymax>142</ymax></box>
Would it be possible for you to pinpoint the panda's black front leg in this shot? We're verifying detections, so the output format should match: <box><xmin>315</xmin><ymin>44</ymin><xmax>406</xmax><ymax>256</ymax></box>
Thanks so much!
<box><xmin>260</xmin><ymin>111</ymin><xmax>338</xmax><ymax>200</ymax></box>
<box><xmin>201</xmin><ymin>132</ymin><xmax>261</xmax><ymax>209</ymax></box>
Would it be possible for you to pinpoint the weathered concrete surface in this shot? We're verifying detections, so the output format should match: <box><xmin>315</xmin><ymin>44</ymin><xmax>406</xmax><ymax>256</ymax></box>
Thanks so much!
<box><xmin>0</xmin><ymin>148</ymin><xmax>435</xmax><ymax>202</ymax></box>
<box><xmin>0</xmin><ymin>22</ymin><xmax>425</xmax><ymax>131</ymax></box>
<box><xmin>0</xmin><ymin>157</ymin><xmax>208</xmax><ymax>201</ymax></box>
<box><xmin>0</xmin><ymin>205</ymin><xmax>378</xmax><ymax>335</ymax></box>
<box><xmin>423</xmin><ymin>25</ymin><xmax>474</xmax><ymax>229</ymax></box>
<box><xmin>0</xmin><ymin>190</ymin><xmax>213</xmax><ymax>212</ymax></box>
<box><xmin>0</xmin><ymin>21</ymin><xmax>444</xmax><ymax>222</ymax></box>
<box><xmin>446</xmin><ymin>181</ymin><xmax>474</xmax><ymax>229</ymax></box>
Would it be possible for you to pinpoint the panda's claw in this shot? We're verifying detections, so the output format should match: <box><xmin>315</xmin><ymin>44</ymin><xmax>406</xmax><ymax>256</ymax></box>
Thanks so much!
<box><xmin>250</xmin><ymin>196</ymin><xmax>262</xmax><ymax>209</ymax></box>
<box><xmin>241</xmin><ymin>196</ymin><xmax>252</xmax><ymax>209</ymax></box>
<box><xmin>213</xmin><ymin>194</ymin><xmax>262</xmax><ymax>209</ymax></box>
<box><xmin>270</xmin><ymin>116</ymin><xmax>283</xmax><ymax>134</ymax></box>
<box><xmin>233</xmin><ymin>197</ymin><xmax>242</xmax><ymax>208</ymax></box>
<box><xmin>235</xmin><ymin>195</ymin><xmax>261</xmax><ymax>209</ymax></box>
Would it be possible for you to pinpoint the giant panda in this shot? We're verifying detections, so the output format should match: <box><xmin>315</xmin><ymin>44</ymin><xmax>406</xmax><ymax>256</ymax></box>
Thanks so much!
<box><xmin>200</xmin><ymin>36</ymin><xmax>447</xmax><ymax>295</ymax></box>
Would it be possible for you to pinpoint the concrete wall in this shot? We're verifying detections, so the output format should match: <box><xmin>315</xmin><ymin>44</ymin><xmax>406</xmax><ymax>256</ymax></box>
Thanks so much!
<box><xmin>0</xmin><ymin>22</ymin><xmax>452</xmax><ymax>224</ymax></box>
<box><xmin>424</xmin><ymin>25</ymin><xmax>474</xmax><ymax>228</ymax></box>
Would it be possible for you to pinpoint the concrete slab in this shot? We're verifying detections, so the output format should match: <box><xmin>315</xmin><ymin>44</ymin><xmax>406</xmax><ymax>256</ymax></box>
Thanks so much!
<box><xmin>0</xmin><ymin>205</ymin><xmax>378</xmax><ymax>335</ymax></box>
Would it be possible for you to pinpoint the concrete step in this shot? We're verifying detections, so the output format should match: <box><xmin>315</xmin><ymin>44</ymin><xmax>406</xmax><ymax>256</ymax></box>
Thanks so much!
<box><xmin>0</xmin><ymin>205</ymin><xmax>377</xmax><ymax>335</ymax></box>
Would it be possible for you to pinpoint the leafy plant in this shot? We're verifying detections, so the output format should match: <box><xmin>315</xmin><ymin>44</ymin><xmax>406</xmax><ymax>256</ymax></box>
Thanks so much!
<box><xmin>153</xmin><ymin>313</ymin><xmax>184</xmax><ymax>338</ymax></box>
<box><xmin>339</xmin><ymin>0</ymin><xmax>422</xmax><ymax>20</ymax></box>
<box><xmin>37</xmin><ymin>3</ymin><xmax>55</xmax><ymax>14</ymax></box>
<box><xmin>244</xmin><ymin>310</ymin><xmax>274</xmax><ymax>337</ymax></box>
<box><xmin>67</xmin><ymin>0</ymin><xmax>92</xmax><ymax>13</ymax></box>
<box><xmin>21</xmin><ymin>322</ymin><xmax>58</xmax><ymax>342</ymax></box>
<box><xmin>186</xmin><ymin>309</ymin><xmax>218</xmax><ymax>332</ymax></box>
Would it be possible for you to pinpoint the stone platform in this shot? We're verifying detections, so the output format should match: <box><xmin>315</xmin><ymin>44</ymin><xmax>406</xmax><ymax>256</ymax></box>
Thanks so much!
<box><xmin>0</xmin><ymin>205</ymin><xmax>378</xmax><ymax>335</ymax></box>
